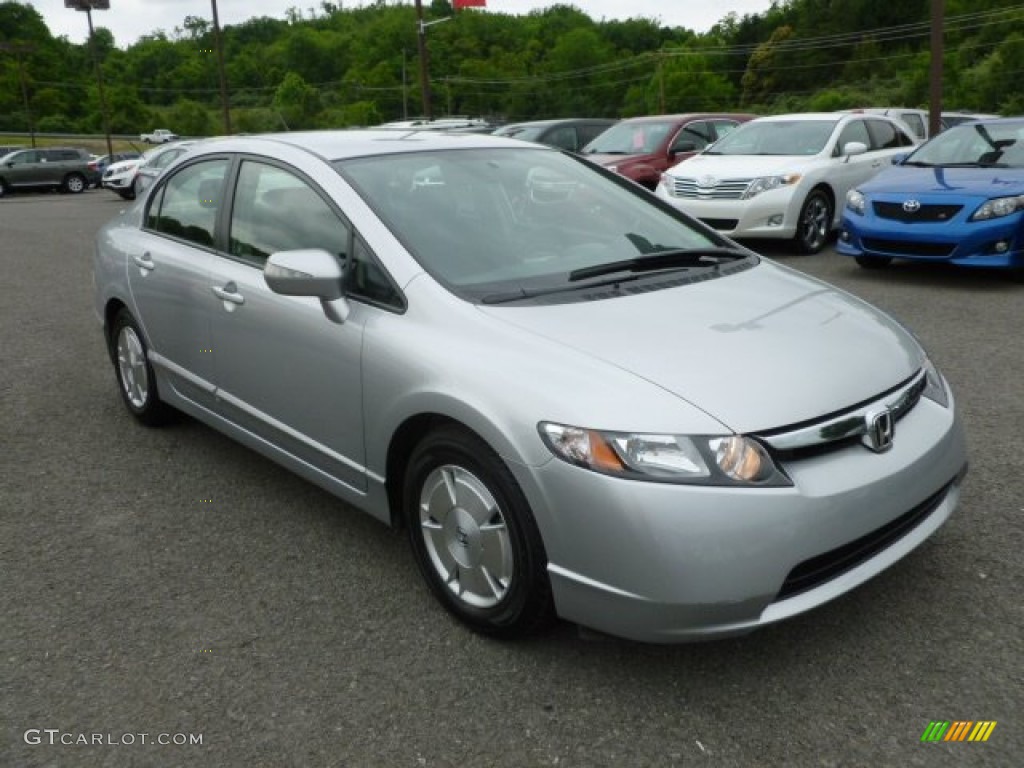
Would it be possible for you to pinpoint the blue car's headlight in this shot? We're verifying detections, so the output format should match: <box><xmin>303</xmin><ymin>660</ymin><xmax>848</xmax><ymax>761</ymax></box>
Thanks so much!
<box><xmin>970</xmin><ymin>195</ymin><xmax>1024</xmax><ymax>221</ymax></box>
<box><xmin>846</xmin><ymin>189</ymin><xmax>866</xmax><ymax>215</ymax></box>
<box><xmin>538</xmin><ymin>423</ymin><xmax>791</xmax><ymax>486</ymax></box>
<box><xmin>742</xmin><ymin>174</ymin><xmax>801</xmax><ymax>200</ymax></box>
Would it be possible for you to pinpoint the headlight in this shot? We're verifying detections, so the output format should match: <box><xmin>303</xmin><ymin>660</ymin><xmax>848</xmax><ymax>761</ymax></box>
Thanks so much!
<box><xmin>659</xmin><ymin>172</ymin><xmax>675</xmax><ymax>194</ymax></box>
<box><xmin>970</xmin><ymin>195</ymin><xmax>1024</xmax><ymax>221</ymax></box>
<box><xmin>846</xmin><ymin>189</ymin><xmax>866</xmax><ymax>215</ymax></box>
<box><xmin>742</xmin><ymin>174</ymin><xmax>802</xmax><ymax>200</ymax></box>
<box><xmin>538</xmin><ymin>423</ymin><xmax>791</xmax><ymax>486</ymax></box>
<box><xmin>921</xmin><ymin>358</ymin><xmax>949</xmax><ymax>408</ymax></box>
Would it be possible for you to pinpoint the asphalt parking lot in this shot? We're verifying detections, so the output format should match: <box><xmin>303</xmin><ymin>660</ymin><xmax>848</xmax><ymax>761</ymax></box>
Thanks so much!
<box><xmin>1</xmin><ymin>189</ymin><xmax>1020</xmax><ymax>768</ymax></box>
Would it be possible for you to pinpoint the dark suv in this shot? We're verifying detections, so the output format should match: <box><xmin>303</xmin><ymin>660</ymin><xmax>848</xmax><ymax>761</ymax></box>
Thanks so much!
<box><xmin>492</xmin><ymin>118</ymin><xmax>618</xmax><ymax>152</ymax></box>
<box><xmin>0</xmin><ymin>147</ymin><xmax>96</xmax><ymax>197</ymax></box>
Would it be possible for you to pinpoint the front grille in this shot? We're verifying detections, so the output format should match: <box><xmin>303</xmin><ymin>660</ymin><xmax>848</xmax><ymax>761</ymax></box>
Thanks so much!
<box><xmin>699</xmin><ymin>218</ymin><xmax>738</xmax><ymax>230</ymax></box>
<box><xmin>873</xmin><ymin>202</ymin><xmax>962</xmax><ymax>222</ymax></box>
<box><xmin>863</xmin><ymin>238</ymin><xmax>955</xmax><ymax>258</ymax></box>
<box><xmin>670</xmin><ymin>177</ymin><xmax>751</xmax><ymax>200</ymax></box>
<box><xmin>775</xmin><ymin>480</ymin><xmax>953</xmax><ymax>600</ymax></box>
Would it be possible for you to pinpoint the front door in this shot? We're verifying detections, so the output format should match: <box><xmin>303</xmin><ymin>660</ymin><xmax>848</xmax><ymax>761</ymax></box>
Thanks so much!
<box><xmin>208</xmin><ymin>159</ymin><xmax>367</xmax><ymax>493</ymax></box>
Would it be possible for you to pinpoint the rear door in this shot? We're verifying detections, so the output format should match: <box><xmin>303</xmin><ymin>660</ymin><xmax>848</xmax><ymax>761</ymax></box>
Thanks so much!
<box><xmin>126</xmin><ymin>157</ymin><xmax>232</xmax><ymax>410</ymax></box>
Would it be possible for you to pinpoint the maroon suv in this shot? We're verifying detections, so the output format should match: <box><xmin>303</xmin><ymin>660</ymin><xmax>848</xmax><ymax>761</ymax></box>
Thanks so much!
<box><xmin>580</xmin><ymin>113</ymin><xmax>756</xmax><ymax>190</ymax></box>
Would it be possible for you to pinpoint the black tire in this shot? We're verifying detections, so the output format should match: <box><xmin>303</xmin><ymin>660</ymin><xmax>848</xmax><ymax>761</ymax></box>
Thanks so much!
<box><xmin>118</xmin><ymin>188</ymin><xmax>136</xmax><ymax>201</ymax></box>
<box><xmin>109</xmin><ymin>309</ymin><xmax>173</xmax><ymax>426</ymax></box>
<box><xmin>0</xmin><ymin>179</ymin><xmax>7</xmax><ymax>198</ymax></box>
<box><xmin>403</xmin><ymin>426</ymin><xmax>554</xmax><ymax>638</ymax></box>
<box><xmin>855</xmin><ymin>255</ymin><xmax>893</xmax><ymax>269</ymax></box>
<box><xmin>794</xmin><ymin>188</ymin><xmax>833</xmax><ymax>254</ymax></box>
<box><xmin>63</xmin><ymin>173</ymin><xmax>87</xmax><ymax>194</ymax></box>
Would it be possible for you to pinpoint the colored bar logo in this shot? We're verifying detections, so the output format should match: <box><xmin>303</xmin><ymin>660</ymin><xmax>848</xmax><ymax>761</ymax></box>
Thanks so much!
<box><xmin>921</xmin><ymin>721</ymin><xmax>997</xmax><ymax>742</ymax></box>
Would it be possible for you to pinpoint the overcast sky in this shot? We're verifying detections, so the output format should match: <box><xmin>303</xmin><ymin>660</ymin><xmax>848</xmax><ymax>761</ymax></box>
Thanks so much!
<box><xmin>29</xmin><ymin>1</ymin><xmax>776</xmax><ymax>47</ymax></box>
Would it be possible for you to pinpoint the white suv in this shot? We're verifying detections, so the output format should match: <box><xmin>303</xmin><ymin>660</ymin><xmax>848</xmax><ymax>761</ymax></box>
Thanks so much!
<box><xmin>656</xmin><ymin>112</ymin><xmax>918</xmax><ymax>253</ymax></box>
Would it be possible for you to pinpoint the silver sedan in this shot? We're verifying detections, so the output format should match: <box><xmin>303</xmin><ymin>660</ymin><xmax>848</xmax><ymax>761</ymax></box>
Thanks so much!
<box><xmin>93</xmin><ymin>131</ymin><xmax>967</xmax><ymax>642</ymax></box>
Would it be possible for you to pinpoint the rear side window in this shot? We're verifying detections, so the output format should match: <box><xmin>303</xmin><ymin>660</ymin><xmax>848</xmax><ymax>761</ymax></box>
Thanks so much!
<box><xmin>146</xmin><ymin>159</ymin><xmax>230</xmax><ymax>249</ymax></box>
<box><xmin>899</xmin><ymin>113</ymin><xmax>927</xmax><ymax>140</ymax></box>
<box><xmin>672</xmin><ymin>121</ymin><xmax>714</xmax><ymax>152</ymax></box>
<box><xmin>544</xmin><ymin>125</ymin><xmax>578</xmax><ymax>151</ymax></box>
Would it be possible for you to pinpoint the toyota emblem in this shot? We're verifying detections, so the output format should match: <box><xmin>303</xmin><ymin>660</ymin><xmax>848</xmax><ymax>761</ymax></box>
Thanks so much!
<box><xmin>697</xmin><ymin>175</ymin><xmax>718</xmax><ymax>189</ymax></box>
<box><xmin>902</xmin><ymin>199</ymin><xmax>921</xmax><ymax>213</ymax></box>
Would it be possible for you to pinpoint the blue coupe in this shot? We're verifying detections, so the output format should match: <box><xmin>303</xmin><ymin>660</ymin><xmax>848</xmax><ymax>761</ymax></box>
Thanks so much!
<box><xmin>838</xmin><ymin>117</ymin><xmax>1024</xmax><ymax>272</ymax></box>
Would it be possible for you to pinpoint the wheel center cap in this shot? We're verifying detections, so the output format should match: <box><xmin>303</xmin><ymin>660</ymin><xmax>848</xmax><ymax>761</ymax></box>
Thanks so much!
<box><xmin>445</xmin><ymin>507</ymin><xmax>482</xmax><ymax>568</ymax></box>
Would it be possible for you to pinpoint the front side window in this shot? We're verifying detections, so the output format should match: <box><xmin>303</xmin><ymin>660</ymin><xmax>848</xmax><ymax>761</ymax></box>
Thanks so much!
<box><xmin>867</xmin><ymin>119</ymin><xmax>911</xmax><ymax>150</ymax></box>
<box><xmin>147</xmin><ymin>158</ymin><xmax>230</xmax><ymax>248</ymax></box>
<box><xmin>229</xmin><ymin>160</ymin><xmax>349</xmax><ymax>266</ymax></box>
<box><xmin>338</xmin><ymin>148</ymin><xmax>743</xmax><ymax>303</ymax></box>
<box><xmin>8</xmin><ymin>150</ymin><xmax>40</xmax><ymax>165</ymax></box>
<box><xmin>672</xmin><ymin>121</ymin><xmax>713</xmax><ymax>152</ymax></box>
<box><xmin>835</xmin><ymin>120</ymin><xmax>871</xmax><ymax>155</ymax></box>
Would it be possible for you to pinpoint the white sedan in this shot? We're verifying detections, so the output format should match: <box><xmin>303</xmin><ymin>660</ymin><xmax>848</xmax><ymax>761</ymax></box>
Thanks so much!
<box><xmin>656</xmin><ymin>112</ymin><xmax>918</xmax><ymax>253</ymax></box>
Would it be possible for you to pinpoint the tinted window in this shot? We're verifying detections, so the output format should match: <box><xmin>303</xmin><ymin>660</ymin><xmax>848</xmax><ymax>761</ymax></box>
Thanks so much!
<box><xmin>148</xmin><ymin>159</ymin><xmax>230</xmax><ymax>248</ymax></box>
<box><xmin>899</xmin><ymin>113</ymin><xmax>927</xmax><ymax>140</ymax></box>
<box><xmin>544</xmin><ymin>125</ymin><xmax>578</xmax><ymax>151</ymax></box>
<box><xmin>577</xmin><ymin>122</ymin><xmax>613</xmax><ymax>146</ymax></box>
<box><xmin>228</xmin><ymin>160</ymin><xmax>349</xmax><ymax>266</ymax></box>
<box><xmin>9</xmin><ymin>151</ymin><xmax>40</xmax><ymax>165</ymax></box>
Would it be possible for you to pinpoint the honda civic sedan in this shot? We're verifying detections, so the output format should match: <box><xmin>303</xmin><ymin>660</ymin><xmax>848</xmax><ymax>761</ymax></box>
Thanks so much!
<box><xmin>94</xmin><ymin>131</ymin><xmax>967</xmax><ymax>642</ymax></box>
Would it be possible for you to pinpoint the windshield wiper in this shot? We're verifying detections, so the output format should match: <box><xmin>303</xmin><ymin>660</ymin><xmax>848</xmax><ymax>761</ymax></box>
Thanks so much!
<box><xmin>568</xmin><ymin>247</ymin><xmax>748</xmax><ymax>282</ymax></box>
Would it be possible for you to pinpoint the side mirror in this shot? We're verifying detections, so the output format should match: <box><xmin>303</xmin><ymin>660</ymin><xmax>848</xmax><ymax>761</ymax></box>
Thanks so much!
<box><xmin>842</xmin><ymin>141</ymin><xmax>868</xmax><ymax>158</ymax></box>
<box><xmin>264</xmin><ymin>248</ymin><xmax>350</xmax><ymax>324</ymax></box>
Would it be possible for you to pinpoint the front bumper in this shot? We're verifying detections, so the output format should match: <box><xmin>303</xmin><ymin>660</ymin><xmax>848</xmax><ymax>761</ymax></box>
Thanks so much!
<box><xmin>515</xmin><ymin>393</ymin><xmax>967</xmax><ymax>642</ymax></box>
<box><xmin>656</xmin><ymin>184</ymin><xmax>802</xmax><ymax>240</ymax></box>
<box><xmin>838</xmin><ymin>208</ymin><xmax>1024</xmax><ymax>267</ymax></box>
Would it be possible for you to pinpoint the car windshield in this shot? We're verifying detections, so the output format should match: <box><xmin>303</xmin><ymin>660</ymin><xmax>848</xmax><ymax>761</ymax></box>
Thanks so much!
<box><xmin>907</xmin><ymin>121</ymin><xmax>1024</xmax><ymax>167</ymax></box>
<box><xmin>337</xmin><ymin>148</ymin><xmax>747</xmax><ymax>302</ymax></box>
<box><xmin>706</xmin><ymin>120</ymin><xmax>837</xmax><ymax>156</ymax></box>
<box><xmin>582</xmin><ymin>120</ymin><xmax>677</xmax><ymax>154</ymax></box>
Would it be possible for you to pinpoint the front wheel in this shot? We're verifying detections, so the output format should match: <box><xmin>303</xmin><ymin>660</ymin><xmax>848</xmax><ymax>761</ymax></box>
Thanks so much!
<box><xmin>110</xmin><ymin>309</ymin><xmax>172</xmax><ymax>426</ymax></box>
<box><xmin>855</xmin><ymin>255</ymin><xmax>893</xmax><ymax>269</ymax></box>
<box><xmin>794</xmin><ymin>189</ymin><xmax>833</xmax><ymax>254</ymax></box>
<box><xmin>404</xmin><ymin>427</ymin><xmax>553</xmax><ymax>638</ymax></box>
<box><xmin>63</xmin><ymin>173</ymin><xmax>87</xmax><ymax>194</ymax></box>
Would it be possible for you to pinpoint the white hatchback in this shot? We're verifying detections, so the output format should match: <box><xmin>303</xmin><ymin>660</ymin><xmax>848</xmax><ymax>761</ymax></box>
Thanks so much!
<box><xmin>656</xmin><ymin>113</ymin><xmax>918</xmax><ymax>253</ymax></box>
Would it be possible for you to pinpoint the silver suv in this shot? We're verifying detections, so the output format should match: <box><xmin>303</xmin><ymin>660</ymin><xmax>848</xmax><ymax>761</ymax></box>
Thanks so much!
<box><xmin>0</xmin><ymin>147</ymin><xmax>95</xmax><ymax>197</ymax></box>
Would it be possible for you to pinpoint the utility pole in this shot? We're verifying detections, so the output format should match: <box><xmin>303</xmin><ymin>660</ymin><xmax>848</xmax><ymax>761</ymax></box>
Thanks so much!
<box><xmin>929</xmin><ymin>0</ymin><xmax>944</xmax><ymax>137</ymax></box>
<box><xmin>211</xmin><ymin>0</ymin><xmax>232</xmax><ymax>134</ymax></box>
<box><xmin>0</xmin><ymin>42</ymin><xmax>36</xmax><ymax>147</ymax></box>
<box><xmin>66</xmin><ymin>1</ymin><xmax>113</xmax><ymax>158</ymax></box>
<box><xmin>413</xmin><ymin>0</ymin><xmax>452</xmax><ymax>120</ymax></box>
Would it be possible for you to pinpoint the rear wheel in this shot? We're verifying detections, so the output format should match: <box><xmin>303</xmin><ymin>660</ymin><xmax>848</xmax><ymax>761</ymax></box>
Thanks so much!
<box><xmin>63</xmin><ymin>173</ymin><xmax>87</xmax><ymax>194</ymax></box>
<box><xmin>404</xmin><ymin>427</ymin><xmax>553</xmax><ymax>638</ymax></box>
<box><xmin>855</xmin><ymin>255</ymin><xmax>893</xmax><ymax>269</ymax></box>
<box><xmin>794</xmin><ymin>189</ymin><xmax>833</xmax><ymax>254</ymax></box>
<box><xmin>110</xmin><ymin>309</ymin><xmax>172</xmax><ymax>426</ymax></box>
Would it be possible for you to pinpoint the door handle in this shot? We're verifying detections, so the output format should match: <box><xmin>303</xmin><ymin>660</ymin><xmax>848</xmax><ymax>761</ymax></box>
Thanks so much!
<box><xmin>132</xmin><ymin>252</ymin><xmax>155</xmax><ymax>270</ymax></box>
<box><xmin>212</xmin><ymin>283</ymin><xmax>245</xmax><ymax>305</ymax></box>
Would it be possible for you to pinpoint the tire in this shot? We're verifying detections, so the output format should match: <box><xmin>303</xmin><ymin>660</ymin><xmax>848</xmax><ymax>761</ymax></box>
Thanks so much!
<box><xmin>110</xmin><ymin>309</ymin><xmax>172</xmax><ymax>426</ymax></box>
<box><xmin>794</xmin><ymin>188</ymin><xmax>833</xmax><ymax>254</ymax></box>
<box><xmin>63</xmin><ymin>173</ymin><xmax>87</xmax><ymax>194</ymax></box>
<box><xmin>118</xmin><ymin>187</ymin><xmax>136</xmax><ymax>201</ymax></box>
<box><xmin>404</xmin><ymin>426</ymin><xmax>554</xmax><ymax>638</ymax></box>
<box><xmin>0</xmin><ymin>180</ymin><xmax>6</xmax><ymax>198</ymax></box>
<box><xmin>855</xmin><ymin>255</ymin><xmax>893</xmax><ymax>269</ymax></box>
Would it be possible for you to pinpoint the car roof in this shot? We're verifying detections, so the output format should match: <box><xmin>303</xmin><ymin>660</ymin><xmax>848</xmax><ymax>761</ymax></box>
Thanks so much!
<box><xmin>615</xmin><ymin>113</ymin><xmax>754</xmax><ymax>124</ymax></box>
<box><xmin>498</xmin><ymin>118</ymin><xmax>617</xmax><ymax>129</ymax></box>
<box><xmin>185</xmin><ymin>130</ymin><xmax>548</xmax><ymax>162</ymax></box>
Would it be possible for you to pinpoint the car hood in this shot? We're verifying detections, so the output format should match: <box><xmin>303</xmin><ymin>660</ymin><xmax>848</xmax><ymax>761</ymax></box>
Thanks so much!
<box><xmin>479</xmin><ymin>261</ymin><xmax>923</xmax><ymax>433</ymax></box>
<box><xmin>671</xmin><ymin>153</ymin><xmax>817</xmax><ymax>178</ymax></box>
<box><xmin>862</xmin><ymin>165</ymin><xmax>1024</xmax><ymax>196</ymax></box>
